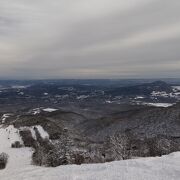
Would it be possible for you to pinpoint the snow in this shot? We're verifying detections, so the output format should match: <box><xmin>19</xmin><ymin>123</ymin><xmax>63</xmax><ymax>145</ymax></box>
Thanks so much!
<box><xmin>19</xmin><ymin>126</ymin><xmax>37</xmax><ymax>140</ymax></box>
<box><xmin>106</xmin><ymin>100</ymin><xmax>113</xmax><ymax>104</ymax></box>
<box><xmin>1</xmin><ymin>125</ymin><xmax>180</xmax><ymax>180</ymax></box>
<box><xmin>32</xmin><ymin>107</ymin><xmax>58</xmax><ymax>114</ymax></box>
<box><xmin>134</xmin><ymin>96</ymin><xmax>145</xmax><ymax>99</ymax></box>
<box><xmin>20</xmin><ymin>125</ymin><xmax>49</xmax><ymax>140</ymax></box>
<box><xmin>1</xmin><ymin>114</ymin><xmax>12</xmax><ymax>123</ymax></box>
<box><xmin>43</xmin><ymin>108</ymin><xmax>58</xmax><ymax>112</ymax></box>
<box><xmin>151</xmin><ymin>90</ymin><xmax>180</xmax><ymax>99</ymax></box>
<box><xmin>18</xmin><ymin>92</ymin><xmax>24</xmax><ymax>95</ymax></box>
<box><xmin>5</xmin><ymin>125</ymin><xmax>23</xmax><ymax>145</ymax></box>
<box><xmin>32</xmin><ymin>108</ymin><xmax>41</xmax><ymax>115</ymax></box>
<box><xmin>151</xmin><ymin>91</ymin><xmax>170</xmax><ymax>98</ymax></box>
<box><xmin>77</xmin><ymin>95</ymin><xmax>89</xmax><ymax>100</ymax></box>
<box><xmin>29</xmin><ymin>127</ymin><xmax>37</xmax><ymax>140</ymax></box>
<box><xmin>36</xmin><ymin>125</ymin><xmax>49</xmax><ymax>139</ymax></box>
<box><xmin>31</xmin><ymin>107</ymin><xmax>59</xmax><ymax>114</ymax></box>
<box><xmin>0</xmin><ymin>125</ymin><xmax>32</xmax><ymax>172</ymax></box>
<box><xmin>172</xmin><ymin>86</ymin><xmax>180</xmax><ymax>91</ymax></box>
<box><xmin>144</xmin><ymin>103</ymin><xmax>174</xmax><ymax>107</ymax></box>
<box><xmin>11</xmin><ymin>85</ymin><xmax>27</xmax><ymax>89</ymax></box>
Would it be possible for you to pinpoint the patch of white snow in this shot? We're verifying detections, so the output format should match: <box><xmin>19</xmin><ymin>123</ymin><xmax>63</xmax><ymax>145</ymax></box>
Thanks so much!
<box><xmin>35</xmin><ymin>125</ymin><xmax>49</xmax><ymax>139</ymax></box>
<box><xmin>43</xmin><ymin>108</ymin><xmax>58</xmax><ymax>112</ymax></box>
<box><xmin>144</xmin><ymin>103</ymin><xmax>174</xmax><ymax>107</ymax></box>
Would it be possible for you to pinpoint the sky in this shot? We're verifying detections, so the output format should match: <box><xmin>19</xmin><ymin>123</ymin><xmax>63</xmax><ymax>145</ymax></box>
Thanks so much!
<box><xmin>0</xmin><ymin>0</ymin><xmax>180</xmax><ymax>79</ymax></box>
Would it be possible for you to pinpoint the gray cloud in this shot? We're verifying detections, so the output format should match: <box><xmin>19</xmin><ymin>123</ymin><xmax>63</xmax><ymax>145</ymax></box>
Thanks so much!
<box><xmin>0</xmin><ymin>0</ymin><xmax>180</xmax><ymax>79</ymax></box>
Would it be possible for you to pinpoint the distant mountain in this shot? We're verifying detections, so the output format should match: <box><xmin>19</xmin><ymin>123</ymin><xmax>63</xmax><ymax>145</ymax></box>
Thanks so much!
<box><xmin>107</xmin><ymin>81</ymin><xmax>173</xmax><ymax>96</ymax></box>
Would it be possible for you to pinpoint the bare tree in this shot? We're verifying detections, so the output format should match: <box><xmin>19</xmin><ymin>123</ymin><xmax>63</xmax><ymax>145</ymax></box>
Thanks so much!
<box><xmin>104</xmin><ymin>132</ymin><xmax>131</xmax><ymax>161</ymax></box>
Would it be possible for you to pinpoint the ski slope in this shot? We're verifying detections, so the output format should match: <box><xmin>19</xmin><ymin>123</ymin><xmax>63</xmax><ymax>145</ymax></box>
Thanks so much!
<box><xmin>0</xmin><ymin>125</ymin><xmax>180</xmax><ymax>180</ymax></box>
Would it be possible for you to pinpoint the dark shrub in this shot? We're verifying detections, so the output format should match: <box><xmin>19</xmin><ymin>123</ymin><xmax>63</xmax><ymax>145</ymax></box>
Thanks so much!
<box><xmin>19</xmin><ymin>130</ymin><xmax>37</xmax><ymax>148</ymax></box>
<box><xmin>74</xmin><ymin>154</ymin><xmax>85</xmax><ymax>165</ymax></box>
<box><xmin>0</xmin><ymin>153</ymin><xmax>9</xmax><ymax>169</ymax></box>
<box><xmin>11</xmin><ymin>141</ymin><xmax>22</xmax><ymax>148</ymax></box>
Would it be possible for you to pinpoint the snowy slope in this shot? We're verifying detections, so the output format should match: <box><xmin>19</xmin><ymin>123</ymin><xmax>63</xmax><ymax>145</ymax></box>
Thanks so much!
<box><xmin>0</xmin><ymin>125</ymin><xmax>180</xmax><ymax>180</ymax></box>
<box><xmin>0</xmin><ymin>125</ymin><xmax>33</xmax><ymax>172</ymax></box>
<box><xmin>36</xmin><ymin>125</ymin><xmax>49</xmax><ymax>139</ymax></box>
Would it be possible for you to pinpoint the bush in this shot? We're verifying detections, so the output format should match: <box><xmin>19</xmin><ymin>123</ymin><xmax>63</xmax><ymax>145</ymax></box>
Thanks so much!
<box><xmin>73</xmin><ymin>154</ymin><xmax>85</xmax><ymax>165</ymax></box>
<box><xmin>11</xmin><ymin>141</ymin><xmax>22</xmax><ymax>148</ymax></box>
<box><xmin>19</xmin><ymin>130</ymin><xmax>36</xmax><ymax>148</ymax></box>
<box><xmin>147</xmin><ymin>136</ymin><xmax>180</xmax><ymax>157</ymax></box>
<box><xmin>32</xmin><ymin>132</ymin><xmax>75</xmax><ymax>167</ymax></box>
<box><xmin>104</xmin><ymin>132</ymin><xmax>131</xmax><ymax>161</ymax></box>
<box><xmin>0</xmin><ymin>153</ymin><xmax>9</xmax><ymax>169</ymax></box>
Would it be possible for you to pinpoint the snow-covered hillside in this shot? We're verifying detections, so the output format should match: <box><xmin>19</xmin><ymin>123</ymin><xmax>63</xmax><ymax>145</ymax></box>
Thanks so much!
<box><xmin>0</xmin><ymin>125</ymin><xmax>180</xmax><ymax>180</ymax></box>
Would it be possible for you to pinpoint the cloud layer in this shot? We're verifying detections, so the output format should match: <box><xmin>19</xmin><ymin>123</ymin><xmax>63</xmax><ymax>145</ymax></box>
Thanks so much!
<box><xmin>0</xmin><ymin>0</ymin><xmax>180</xmax><ymax>79</ymax></box>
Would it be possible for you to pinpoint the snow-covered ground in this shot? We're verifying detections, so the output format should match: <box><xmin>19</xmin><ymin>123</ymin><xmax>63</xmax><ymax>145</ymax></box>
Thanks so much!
<box><xmin>77</xmin><ymin>95</ymin><xmax>89</xmax><ymax>100</ymax></box>
<box><xmin>134</xmin><ymin>96</ymin><xmax>145</xmax><ymax>99</ymax></box>
<box><xmin>36</xmin><ymin>125</ymin><xmax>49</xmax><ymax>139</ymax></box>
<box><xmin>144</xmin><ymin>103</ymin><xmax>174</xmax><ymax>107</ymax></box>
<box><xmin>30</xmin><ymin>107</ymin><xmax>58</xmax><ymax>115</ymax></box>
<box><xmin>0</xmin><ymin>125</ymin><xmax>180</xmax><ymax>180</ymax></box>
<box><xmin>43</xmin><ymin>108</ymin><xmax>58</xmax><ymax>112</ymax></box>
<box><xmin>0</xmin><ymin>125</ymin><xmax>33</xmax><ymax>174</ymax></box>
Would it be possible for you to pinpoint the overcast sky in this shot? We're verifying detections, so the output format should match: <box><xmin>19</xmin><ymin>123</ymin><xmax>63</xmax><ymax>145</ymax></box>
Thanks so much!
<box><xmin>0</xmin><ymin>0</ymin><xmax>180</xmax><ymax>79</ymax></box>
